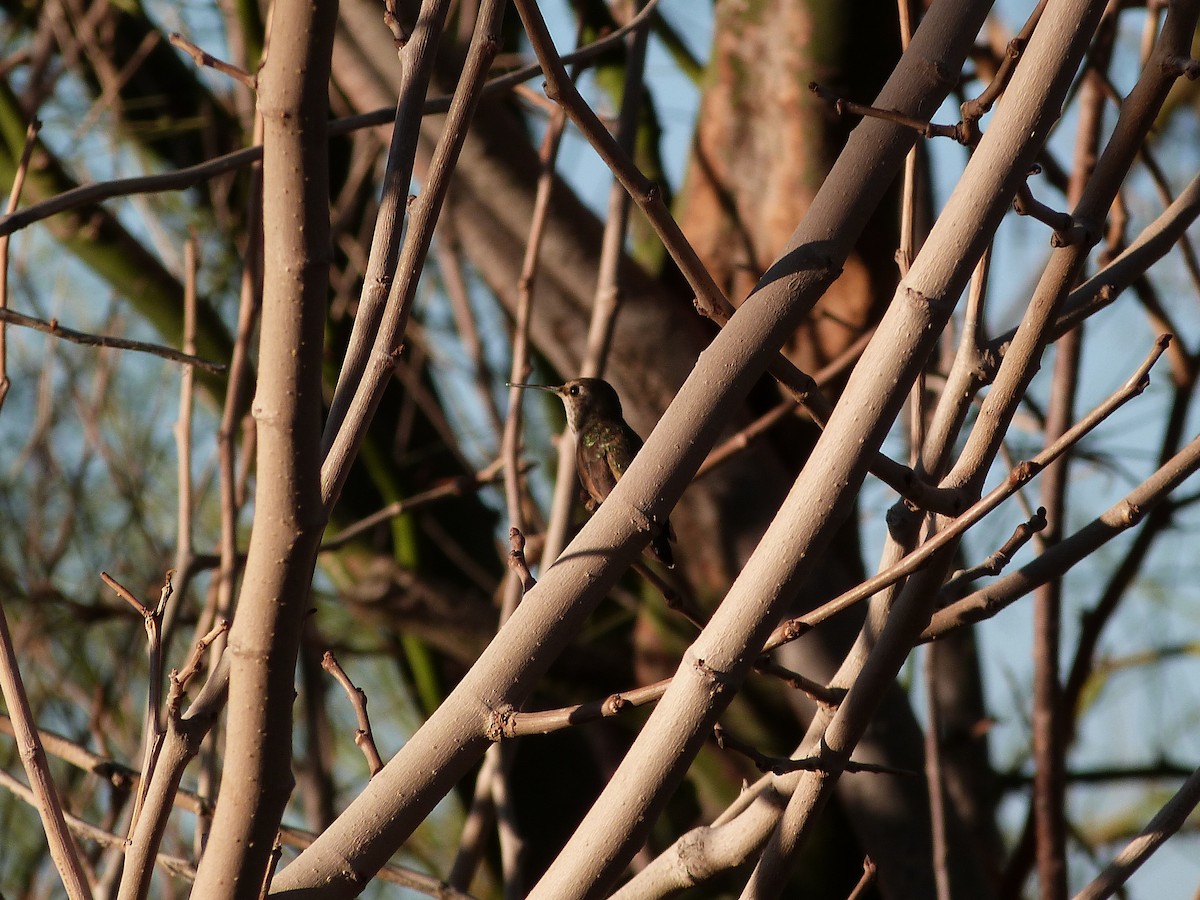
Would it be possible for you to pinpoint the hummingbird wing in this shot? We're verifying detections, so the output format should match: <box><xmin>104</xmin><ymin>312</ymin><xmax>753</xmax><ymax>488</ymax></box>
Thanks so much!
<box><xmin>582</xmin><ymin>420</ymin><xmax>642</xmax><ymax>501</ymax></box>
<box><xmin>583</xmin><ymin>422</ymin><xmax>675</xmax><ymax>567</ymax></box>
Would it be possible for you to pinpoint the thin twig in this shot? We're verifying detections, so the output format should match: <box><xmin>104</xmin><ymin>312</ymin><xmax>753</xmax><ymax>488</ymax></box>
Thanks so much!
<box><xmin>1134</xmin><ymin>141</ymin><xmax>1200</xmax><ymax>297</ymax></box>
<box><xmin>631</xmin><ymin>560</ymin><xmax>706</xmax><ymax>630</ymax></box>
<box><xmin>120</xmin><ymin>617</ymin><xmax>228</xmax><ymax>896</ymax></box>
<box><xmin>322</xmin><ymin>0</ymin><xmax>454</xmax><ymax>452</ymax></box>
<box><xmin>320</xmin><ymin>0</ymin><xmax>507</xmax><ymax>509</ymax></box>
<box><xmin>100</xmin><ymin>571</ymin><xmax>151</xmax><ymax>617</ymax></box>
<box><xmin>0</xmin><ymin>307</ymin><xmax>226</xmax><ymax>372</ymax></box>
<box><xmin>809</xmin><ymin>81</ymin><xmax>971</xmax><ymax>143</ymax></box>
<box><xmin>696</xmin><ymin>325</ymin><xmax>878</xmax><ymax>479</ymax></box>
<box><xmin>320</xmin><ymin>458</ymin><xmax>511</xmax><ymax>552</ymax></box>
<box><xmin>496</xmin><ymin>678</ymin><xmax>672</xmax><ymax>738</ymax></box>
<box><xmin>0</xmin><ymin>599</ymin><xmax>93</xmax><ymax>897</ymax></box>
<box><xmin>0</xmin><ymin>117</ymin><xmax>41</xmax><ymax>411</ymax></box>
<box><xmin>172</xmin><ymin>235</ymin><xmax>198</xmax><ymax>606</ymax></box>
<box><xmin>960</xmin><ymin>0</ymin><xmax>1047</xmax><ymax>122</ymax></box>
<box><xmin>258</xmin><ymin>842</ymin><xmax>284</xmax><ymax>899</ymax></box>
<box><xmin>711</xmin><ymin>724</ymin><xmax>914</xmax><ymax>778</ymax></box>
<box><xmin>924</xmin><ymin>643</ymin><xmax>951</xmax><ymax>900</ymax></box>
<box><xmin>169</xmin><ymin>32</ymin><xmax>256</xmax><ymax>89</ymax></box>
<box><xmin>1013</xmin><ymin>178</ymin><xmax>1074</xmax><ymax>234</ymax></box>
<box><xmin>168</xmin><ymin>620</ymin><xmax>230</xmax><ymax>712</ymax></box>
<box><xmin>510</xmin><ymin>0</ymin><xmax>730</xmax><ymax>318</ymax></box>
<box><xmin>502</xmin><ymin>27</ymin><xmax>580</xmax><ymax>572</ymax></box>
<box><xmin>540</xmin><ymin>0</ymin><xmax>653</xmax><ymax>569</ymax></box>
<box><xmin>896</xmin><ymin>0</ymin><xmax>920</xmax><ymax>289</ymax></box>
<box><xmin>501</xmin><ymin>5</ymin><xmax>600</xmax><ymax>585</ymax></box>
<box><xmin>433</xmin><ymin>231</ymin><xmax>505</xmax><ymax>438</ymax></box>
<box><xmin>189</xmin><ymin>110</ymin><xmax>264</xmax><ymax>651</ymax></box>
<box><xmin>1041</xmin><ymin>172</ymin><xmax>1200</xmax><ymax>344</ymax></box>
<box><xmin>102</xmin><ymin>571</ymin><xmax>173</xmax><ymax>836</ymax></box>
<box><xmin>506</xmin><ymin>528</ymin><xmax>537</xmax><ymax>594</ymax></box>
<box><xmin>495</xmin><ymin>656</ymin><xmax>842</xmax><ymax>741</ymax></box>
<box><xmin>847</xmin><ymin>857</ymin><xmax>878</xmax><ymax>900</ymax></box>
<box><xmin>942</xmin><ymin>507</ymin><xmax>1048</xmax><ymax>594</ymax></box>
<box><xmin>696</xmin><ymin>399</ymin><xmax>799</xmax><ymax>479</ymax></box>
<box><xmin>1034</xmin><ymin>42</ymin><xmax>1114</xmax><ymax>894</ymax></box>
<box><xmin>321</xmin><ymin>652</ymin><xmax>384</xmax><ymax>776</ymax></box>
<box><xmin>1073</xmin><ymin>765</ymin><xmax>1200</xmax><ymax>900</ymax></box>
<box><xmin>449</xmin><ymin>747</ymin><xmax>502</xmax><ymax>889</ymax></box>
<box><xmin>751</xmin><ymin>659</ymin><xmax>843</xmax><ymax>707</ymax></box>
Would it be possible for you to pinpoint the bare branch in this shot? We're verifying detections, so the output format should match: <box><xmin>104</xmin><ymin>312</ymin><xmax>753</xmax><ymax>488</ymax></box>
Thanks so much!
<box><xmin>505</xmin><ymin>527</ymin><xmax>536</xmax><ymax>594</ymax></box>
<box><xmin>0</xmin><ymin>117</ymin><xmax>40</xmax><ymax>411</ymax></box>
<box><xmin>321</xmin><ymin>652</ymin><xmax>384</xmax><ymax>777</ymax></box>
<box><xmin>320</xmin><ymin>459</ymin><xmax>511</xmax><ymax>552</ymax></box>
<box><xmin>846</xmin><ymin>857</ymin><xmax>878</xmax><ymax>900</ymax></box>
<box><xmin>810</xmin><ymin>81</ymin><xmax>971</xmax><ymax>143</ymax></box>
<box><xmin>942</xmin><ymin>507</ymin><xmax>1048</xmax><ymax>593</ymax></box>
<box><xmin>1073</xmin><ymin>766</ymin><xmax>1200</xmax><ymax>900</ymax></box>
<box><xmin>169</xmin><ymin>31</ymin><xmax>256</xmax><ymax>89</ymax></box>
<box><xmin>0</xmin><ymin>601</ymin><xmax>92</xmax><ymax>897</ymax></box>
<box><xmin>960</xmin><ymin>0</ymin><xmax>1048</xmax><ymax>122</ymax></box>
<box><xmin>0</xmin><ymin>307</ymin><xmax>226</xmax><ymax>372</ymax></box>
<box><xmin>191</xmin><ymin>0</ymin><xmax>338</xmax><ymax>887</ymax></box>
<box><xmin>712</xmin><ymin>724</ymin><xmax>913</xmax><ymax>778</ymax></box>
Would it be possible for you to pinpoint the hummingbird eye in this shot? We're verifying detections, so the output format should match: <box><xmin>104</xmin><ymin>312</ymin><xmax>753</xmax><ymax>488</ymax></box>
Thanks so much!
<box><xmin>569</xmin><ymin>385</ymin><xmax>580</xmax><ymax>396</ymax></box>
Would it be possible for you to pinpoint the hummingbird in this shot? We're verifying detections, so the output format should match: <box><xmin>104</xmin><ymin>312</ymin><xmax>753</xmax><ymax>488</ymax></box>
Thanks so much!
<box><xmin>512</xmin><ymin>377</ymin><xmax>674</xmax><ymax>567</ymax></box>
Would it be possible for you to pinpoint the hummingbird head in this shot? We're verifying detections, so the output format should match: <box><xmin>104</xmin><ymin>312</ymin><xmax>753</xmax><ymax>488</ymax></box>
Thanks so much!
<box><xmin>510</xmin><ymin>377</ymin><xmax>625</xmax><ymax>433</ymax></box>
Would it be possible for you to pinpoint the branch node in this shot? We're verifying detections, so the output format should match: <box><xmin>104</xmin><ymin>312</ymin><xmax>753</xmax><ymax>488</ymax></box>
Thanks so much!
<box><xmin>486</xmin><ymin>706</ymin><xmax>517</xmax><ymax>742</ymax></box>
<box><xmin>1050</xmin><ymin>217</ymin><xmax>1102</xmax><ymax>248</ymax></box>
<box><xmin>507</xmin><ymin>527</ymin><xmax>537</xmax><ymax>593</ymax></box>
<box><xmin>1013</xmin><ymin>182</ymin><xmax>1073</xmax><ymax>234</ymax></box>
<box><xmin>691</xmin><ymin>656</ymin><xmax>734</xmax><ymax>695</ymax></box>
<box><xmin>602</xmin><ymin>693</ymin><xmax>629</xmax><ymax>716</ymax></box>
<box><xmin>168</xmin><ymin>32</ymin><xmax>256</xmax><ymax>90</ymax></box>
<box><xmin>810</xmin><ymin>81</ymin><xmax>962</xmax><ymax>143</ymax></box>
<box><xmin>101</xmin><ymin>572</ymin><xmax>151</xmax><ymax>618</ymax></box>
<box><xmin>1162</xmin><ymin>55</ymin><xmax>1200</xmax><ymax>80</ymax></box>
<box><xmin>1009</xmin><ymin>460</ymin><xmax>1040</xmax><ymax>486</ymax></box>
<box><xmin>382</xmin><ymin>1</ymin><xmax>410</xmax><ymax>48</ymax></box>
<box><xmin>1116</xmin><ymin>500</ymin><xmax>1143</xmax><ymax>528</ymax></box>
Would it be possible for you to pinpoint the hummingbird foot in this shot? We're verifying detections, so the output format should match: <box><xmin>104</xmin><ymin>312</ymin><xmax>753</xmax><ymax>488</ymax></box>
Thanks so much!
<box><xmin>648</xmin><ymin>529</ymin><xmax>675</xmax><ymax>568</ymax></box>
<box><xmin>648</xmin><ymin>515</ymin><xmax>675</xmax><ymax>568</ymax></box>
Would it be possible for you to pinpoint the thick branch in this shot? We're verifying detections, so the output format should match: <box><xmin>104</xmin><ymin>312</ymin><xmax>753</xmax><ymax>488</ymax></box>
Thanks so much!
<box><xmin>189</xmin><ymin>1</ymin><xmax>336</xmax><ymax>894</ymax></box>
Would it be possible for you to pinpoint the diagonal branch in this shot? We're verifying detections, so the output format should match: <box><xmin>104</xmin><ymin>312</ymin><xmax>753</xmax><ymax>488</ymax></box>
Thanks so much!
<box><xmin>270</xmin><ymin>0</ymin><xmax>990</xmax><ymax>892</ymax></box>
<box><xmin>0</xmin><ymin>601</ymin><xmax>93</xmax><ymax>898</ymax></box>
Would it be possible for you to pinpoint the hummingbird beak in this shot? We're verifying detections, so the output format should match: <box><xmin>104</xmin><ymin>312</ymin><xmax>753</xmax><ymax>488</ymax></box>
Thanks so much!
<box><xmin>507</xmin><ymin>382</ymin><xmax>563</xmax><ymax>396</ymax></box>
